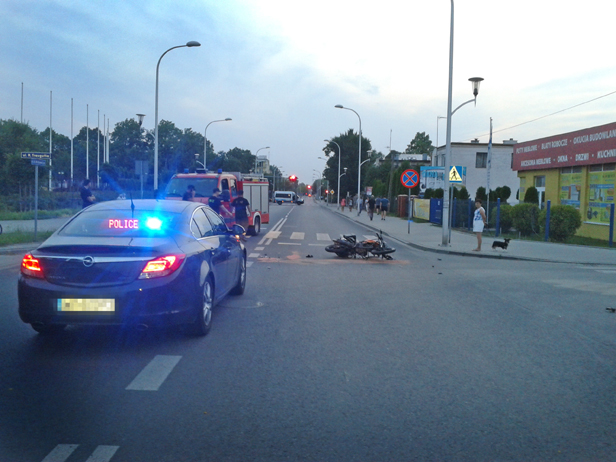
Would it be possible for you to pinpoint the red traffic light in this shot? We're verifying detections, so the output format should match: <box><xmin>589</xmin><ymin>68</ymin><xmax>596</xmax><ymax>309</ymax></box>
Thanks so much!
<box><xmin>307</xmin><ymin>185</ymin><xmax>312</xmax><ymax>189</ymax></box>
<box><xmin>288</xmin><ymin>175</ymin><xmax>297</xmax><ymax>182</ymax></box>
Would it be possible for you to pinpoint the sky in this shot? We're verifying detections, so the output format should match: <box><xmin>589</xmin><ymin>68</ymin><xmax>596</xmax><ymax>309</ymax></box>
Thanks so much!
<box><xmin>2</xmin><ymin>0</ymin><xmax>616</xmax><ymax>185</ymax></box>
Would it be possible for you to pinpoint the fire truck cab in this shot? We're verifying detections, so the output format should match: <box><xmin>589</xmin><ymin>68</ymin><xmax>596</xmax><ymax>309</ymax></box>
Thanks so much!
<box><xmin>164</xmin><ymin>170</ymin><xmax>270</xmax><ymax>235</ymax></box>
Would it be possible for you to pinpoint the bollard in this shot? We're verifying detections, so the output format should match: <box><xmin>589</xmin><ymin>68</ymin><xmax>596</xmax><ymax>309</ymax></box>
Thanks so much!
<box><xmin>544</xmin><ymin>200</ymin><xmax>551</xmax><ymax>242</ymax></box>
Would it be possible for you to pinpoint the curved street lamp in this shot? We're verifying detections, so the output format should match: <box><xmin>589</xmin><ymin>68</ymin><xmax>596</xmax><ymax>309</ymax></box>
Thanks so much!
<box><xmin>154</xmin><ymin>41</ymin><xmax>201</xmax><ymax>192</ymax></box>
<box><xmin>335</xmin><ymin>105</ymin><xmax>362</xmax><ymax>209</ymax></box>
<box><xmin>325</xmin><ymin>139</ymin><xmax>342</xmax><ymax>209</ymax></box>
<box><xmin>204</xmin><ymin>118</ymin><xmax>231</xmax><ymax>170</ymax></box>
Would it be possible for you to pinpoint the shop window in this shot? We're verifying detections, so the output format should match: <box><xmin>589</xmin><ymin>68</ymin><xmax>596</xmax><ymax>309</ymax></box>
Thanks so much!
<box><xmin>534</xmin><ymin>176</ymin><xmax>545</xmax><ymax>187</ymax></box>
<box><xmin>604</xmin><ymin>163</ymin><xmax>615</xmax><ymax>171</ymax></box>
<box><xmin>590</xmin><ymin>164</ymin><xmax>602</xmax><ymax>172</ymax></box>
<box><xmin>572</xmin><ymin>166</ymin><xmax>582</xmax><ymax>173</ymax></box>
<box><xmin>476</xmin><ymin>152</ymin><xmax>487</xmax><ymax>168</ymax></box>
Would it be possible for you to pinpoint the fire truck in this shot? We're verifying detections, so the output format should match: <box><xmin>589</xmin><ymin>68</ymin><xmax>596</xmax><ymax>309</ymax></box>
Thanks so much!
<box><xmin>164</xmin><ymin>170</ymin><xmax>270</xmax><ymax>235</ymax></box>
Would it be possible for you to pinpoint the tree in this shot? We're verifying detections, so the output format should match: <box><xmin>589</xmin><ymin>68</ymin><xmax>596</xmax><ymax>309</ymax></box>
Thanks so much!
<box><xmin>524</xmin><ymin>186</ymin><xmax>539</xmax><ymax>204</ymax></box>
<box><xmin>0</xmin><ymin>120</ymin><xmax>47</xmax><ymax>194</ymax></box>
<box><xmin>475</xmin><ymin>186</ymin><xmax>487</xmax><ymax>202</ymax></box>
<box><xmin>405</xmin><ymin>132</ymin><xmax>434</xmax><ymax>158</ymax></box>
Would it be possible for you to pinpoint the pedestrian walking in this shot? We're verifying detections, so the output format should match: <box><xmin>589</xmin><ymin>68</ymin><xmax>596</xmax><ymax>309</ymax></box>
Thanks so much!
<box><xmin>80</xmin><ymin>179</ymin><xmax>95</xmax><ymax>208</ymax></box>
<box><xmin>208</xmin><ymin>188</ymin><xmax>232</xmax><ymax>217</ymax></box>
<box><xmin>375</xmin><ymin>196</ymin><xmax>382</xmax><ymax>214</ymax></box>
<box><xmin>348</xmin><ymin>197</ymin><xmax>353</xmax><ymax>211</ymax></box>
<box><xmin>340</xmin><ymin>197</ymin><xmax>346</xmax><ymax>211</ymax></box>
<box><xmin>231</xmin><ymin>190</ymin><xmax>251</xmax><ymax>231</ymax></box>
<box><xmin>358</xmin><ymin>196</ymin><xmax>366</xmax><ymax>216</ymax></box>
<box><xmin>368</xmin><ymin>196</ymin><xmax>376</xmax><ymax>221</ymax></box>
<box><xmin>380</xmin><ymin>197</ymin><xmax>389</xmax><ymax>220</ymax></box>
<box><xmin>472</xmin><ymin>199</ymin><xmax>488</xmax><ymax>251</ymax></box>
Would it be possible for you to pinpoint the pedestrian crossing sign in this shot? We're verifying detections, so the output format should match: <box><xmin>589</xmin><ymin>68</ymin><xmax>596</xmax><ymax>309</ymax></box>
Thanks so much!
<box><xmin>449</xmin><ymin>166</ymin><xmax>463</xmax><ymax>183</ymax></box>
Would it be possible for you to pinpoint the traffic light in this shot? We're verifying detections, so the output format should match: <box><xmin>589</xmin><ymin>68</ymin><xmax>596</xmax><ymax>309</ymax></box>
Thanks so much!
<box><xmin>325</xmin><ymin>189</ymin><xmax>329</xmax><ymax>194</ymax></box>
<box><xmin>307</xmin><ymin>185</ymin><xmax>312</xmax><ymax>190</ymax></box>
<box><xmin>288</xmin><ymin>175</ymin><xmax>297</xmax><ymax>182</ymax></box>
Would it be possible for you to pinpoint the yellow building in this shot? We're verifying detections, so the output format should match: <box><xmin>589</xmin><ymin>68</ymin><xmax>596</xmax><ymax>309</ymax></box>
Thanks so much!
<box><xmin>514</xmin><ymin>122</ymin><xmax>615</xmax><ymax>241</ymax></box>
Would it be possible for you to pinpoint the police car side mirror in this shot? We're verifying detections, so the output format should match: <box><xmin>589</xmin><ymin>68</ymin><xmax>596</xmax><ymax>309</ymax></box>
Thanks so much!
<box><xmin>231</xmin><ymin>224</ymin><xmax>245</xmax><ymax>236</ymax></box>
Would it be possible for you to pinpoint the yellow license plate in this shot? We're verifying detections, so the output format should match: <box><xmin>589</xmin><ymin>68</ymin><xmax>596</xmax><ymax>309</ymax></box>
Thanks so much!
<box><xmin>57</xmin><ymin>299</ymin><xmax>115</xmax><ymax>312</ymax></box>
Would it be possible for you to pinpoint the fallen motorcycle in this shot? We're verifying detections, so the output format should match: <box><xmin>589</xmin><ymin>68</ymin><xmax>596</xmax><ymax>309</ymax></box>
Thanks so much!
<box><xmin>325</xmin><ymin>231</ymin><xmax>395</xmax><ymax>260</ymax></box>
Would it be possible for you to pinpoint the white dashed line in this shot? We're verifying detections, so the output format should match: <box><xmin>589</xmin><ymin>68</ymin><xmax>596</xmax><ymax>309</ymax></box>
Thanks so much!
<box><xmin>42</xmin><ymin>445</ymin><xmax>79</xmax><ymax>462</ymax></box>
<box><xmin>248</xmin><ymin>253</ymin><xmax>261</xmax><ymax>258</ymax></box>
<box><xmin>278</xmin><ymin>243</ymin><xmax>301</xmax><ymax>245</ymax></box>
<box><xmin>126</xmin><ymin>355</ymin><xmax>182</xmax><ymax>391</ymax></box>
<box><xmin>255</xmin><ymin>246</ymin><xmax>265</xmax><ymax>251</ymax></box>
<box><xmin>246</xmin><ymin>261</ymin><xmax>254</xmax><ymax>268</ymax></box>
<box><xmin>316</xmin><ymin>233</ymin><xmax>331</xmax><ymax>241</ymax></box>
<box><xmin>85</xmin><ymin>445</ymin><xmax>120</xmax><ymax>462</ymax></box>
<box><xmin>290</xmin><ymin>232</ymin><xmax>305</xmax><ymax>240</ymax></box>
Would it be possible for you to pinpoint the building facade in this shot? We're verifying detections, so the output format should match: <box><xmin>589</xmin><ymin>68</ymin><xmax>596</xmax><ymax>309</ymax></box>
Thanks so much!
<box><xmin>433</xmin><ymin>140</ymin><xmax>518</xmax><ymax>201</ymax></box>
<box><xmin>513</xmin><ymin>121</ymin><xmax>616</xmax><ymax>240</ymax></box>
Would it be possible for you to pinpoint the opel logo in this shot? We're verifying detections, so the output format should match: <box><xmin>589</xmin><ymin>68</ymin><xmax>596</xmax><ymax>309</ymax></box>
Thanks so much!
<box><xmin>83</xmin><ymin>256</ymin><xmax>94</xmax><ymax>267</ymax></box>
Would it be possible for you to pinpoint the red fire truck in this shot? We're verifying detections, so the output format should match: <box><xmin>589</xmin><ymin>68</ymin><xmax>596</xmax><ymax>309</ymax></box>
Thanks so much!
<box><xmin>164</xmin><ymin>170</ymin><xmax>270</xmax><ymax>235</ymax></box>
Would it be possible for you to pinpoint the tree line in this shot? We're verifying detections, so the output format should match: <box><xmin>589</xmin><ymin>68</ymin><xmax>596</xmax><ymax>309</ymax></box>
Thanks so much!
<box><xmin>0</xmin><ymin>118</ymin><xmax>277</xmax><ymax>195</ymax></box>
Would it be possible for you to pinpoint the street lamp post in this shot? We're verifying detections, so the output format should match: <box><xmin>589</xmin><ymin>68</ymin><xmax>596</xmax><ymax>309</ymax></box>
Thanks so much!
<box><xmin>335</xmin><ymin>105</ymin><xmax>362</xmax><ymax>210</ymax></box>
<box><xmin>154</xmin><ymin>41</ymin><xmax>200</xmax><ymax>193</ymax></box>
<box><xmin>325</xmin><ymin>139</ymin><xmax>343</xmax><ymax>209</ymax></box>
<box><xmin>204</xmin><ymin>118</ymin><xmax>231</xmax><ymax>170</ymax></box>
<box><xmin>436</xmin><ymin>116</ymin><xmax>446</xmax><ymax>163</ymax></box>
<box><xmin>254</xmin><ymin>146</ymin><xmax>270</xmax><ymax>175</ymax></box>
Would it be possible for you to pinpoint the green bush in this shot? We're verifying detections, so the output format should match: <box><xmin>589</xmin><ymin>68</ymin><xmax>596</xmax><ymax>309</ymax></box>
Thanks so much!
<box><xmin>433</xmin><ymin>188</ymin><xmax>444</xmax><ymax>199</ymax></box>
<box><xmin>475</xmin><ymin>186</ymin><xmax>487</xmax><ymax>202</ymax></box>
<box><xmin>511</xmin><ymin>203</ymin><xmax>540</xmax><ymax>236</ymax></box>
<box><xmin>524</xmin><ymin>186</ymin><xmax>539</xmax><ymax>204</ymax></box>
<box><xmin>539</xmin><ymin>205</ymin><xmax>582</xmax><ymax>242</ymax></box>
<box><xmin>488</xmin><ymin>203</ymin><xmax>513</xmax><ymax>233</ymax></box>
<box><xmin>423</xmin><ymin>188</ymin><xmax>433</xmax><ymax>199</ymax></box>
<box><xmin>457</xmin><ymin>186</ymin><xmax>470</xmax><ymax>200</ymax></box>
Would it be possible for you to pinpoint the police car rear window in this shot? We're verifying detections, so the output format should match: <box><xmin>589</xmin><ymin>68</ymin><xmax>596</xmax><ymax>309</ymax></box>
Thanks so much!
<box><xmin>59</xmin><ymin>210</ymin><xmax>180</xmax><ymax>237</ymax></box>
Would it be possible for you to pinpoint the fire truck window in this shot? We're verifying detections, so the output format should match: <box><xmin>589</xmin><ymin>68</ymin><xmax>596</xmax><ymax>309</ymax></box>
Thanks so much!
<box><xmin>229</xmin><ymin>179</ymin><xmax>237</xmax><ymax>198</ymax></box>
<box><xmin>220</xmin><ymin>179</ymin><xmax>231</xmax><ymax>201</ymax></box>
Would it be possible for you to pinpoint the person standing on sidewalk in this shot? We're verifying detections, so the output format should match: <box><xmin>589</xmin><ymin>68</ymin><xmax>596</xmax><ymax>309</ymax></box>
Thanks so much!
<box><xmin>340</xmin><ymin>197</ymin><xmax>346</xmax><ymax>211</ymax></box>
<box><xmin>380</xmin><ymin>197</ymin><xmax>389</xmax><ymax>220</ymax></box>
<box><xmin>472</xmin><ymin>199</ymin><xmax>487</xmax><ymax>251</ymax></box>
<box><xmin>80</xmin><ymin>179</ymin><xmax>95</xmax><ymax>208</ymax></box>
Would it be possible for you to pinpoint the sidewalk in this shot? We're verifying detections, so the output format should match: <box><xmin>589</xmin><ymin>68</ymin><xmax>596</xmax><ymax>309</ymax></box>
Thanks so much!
<box><xmin>326</xmin><ymin>204</ymin><xmax>616</xmax><ymax>266</ymax></box>
<box><xmin>0</xmin><ymin>217</ymin><xmax>70</xmax><ymax>255</ymax></box>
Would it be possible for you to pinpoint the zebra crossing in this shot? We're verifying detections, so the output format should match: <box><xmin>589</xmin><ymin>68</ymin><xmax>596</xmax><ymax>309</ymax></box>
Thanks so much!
<box><xmin>42</xmin><ymin>444</ymin><xmax>119</xmax><ymax>462</ymax></box>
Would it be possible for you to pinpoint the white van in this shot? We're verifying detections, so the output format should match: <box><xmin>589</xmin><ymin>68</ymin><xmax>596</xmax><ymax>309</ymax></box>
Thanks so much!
<box><xmin>274</xmin><ymin>191</ymin><xmax>297</xmax><ymax>204</ymax></box>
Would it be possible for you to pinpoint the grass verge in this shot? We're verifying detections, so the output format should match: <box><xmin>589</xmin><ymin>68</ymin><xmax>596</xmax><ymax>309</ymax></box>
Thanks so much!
<box><xmin>0</xmin><ymin>230</ymin><xmax>54</xmax><ymax>247</ymax></box>
<box><xmin>0</xmin><ymin>209</ymin><xmax>79</xmax><ymax>220</ymax></box>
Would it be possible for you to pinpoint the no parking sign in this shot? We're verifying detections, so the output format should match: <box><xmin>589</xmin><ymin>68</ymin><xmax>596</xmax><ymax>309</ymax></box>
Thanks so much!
<box><xmin>400</xmin><ymin>169</ymin><xmax>419</xmax><ymax>189</ymax></box>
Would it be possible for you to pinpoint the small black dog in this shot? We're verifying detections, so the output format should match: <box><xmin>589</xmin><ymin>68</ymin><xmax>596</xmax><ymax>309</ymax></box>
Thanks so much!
<box><xmin>492</xmin><ymin>238</ymin><xmax>511</xmax><ymax>250</ymax></box>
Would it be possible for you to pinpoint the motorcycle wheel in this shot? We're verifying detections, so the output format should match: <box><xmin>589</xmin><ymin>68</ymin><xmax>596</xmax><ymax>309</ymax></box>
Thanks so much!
<box><xmin>325</xmin><ymin>244</ymin><xmax>352</xmax><ymax>258</ymax></box>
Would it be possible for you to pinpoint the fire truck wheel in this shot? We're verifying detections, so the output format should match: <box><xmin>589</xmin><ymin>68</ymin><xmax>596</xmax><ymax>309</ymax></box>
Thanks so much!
<box><xmin>249</xmin><ymin>217</ymin><xmax>261</xmax><ymax>236</ymax></box>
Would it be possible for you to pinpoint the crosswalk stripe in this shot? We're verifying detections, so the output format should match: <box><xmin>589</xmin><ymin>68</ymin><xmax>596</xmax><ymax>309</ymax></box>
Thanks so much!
<box><xmin>85</xmin><ymin>446</ymin><xmax>120</xmax><ymax>462</ymax></box>
<box><xmin>290</xmin><ymin>232</ymin><xmax>305</xmax><ymax>240</ymax></box>
<box><xmin>248</xmin><ymin>253</ymin><xmax>261</xmax><ymax>258</ymax></box>
<box><xmin>126</xmin><ymin>355</ymin><xmax>182</xmax><ymax>391</ymax></box>
<box><xmin>42</xmin><ymin>445</ymin><xmax>79</xmax><ymax>462</ymax></box>
<box><xmin>316</xmin><ymin>233</ymin><xmax>330</xmax><ymax>241</ymax></box>
<box><xmin>264</xmin><ymin>231</ymin><xmax>281</xmax><ymax>239</ymax></box>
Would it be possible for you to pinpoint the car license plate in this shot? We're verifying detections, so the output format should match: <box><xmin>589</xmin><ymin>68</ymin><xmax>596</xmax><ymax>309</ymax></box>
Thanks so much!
<box><xmin>57</xmin><ymin>298</ymin><xmax>115</xmax><ymax>313</ymax></box>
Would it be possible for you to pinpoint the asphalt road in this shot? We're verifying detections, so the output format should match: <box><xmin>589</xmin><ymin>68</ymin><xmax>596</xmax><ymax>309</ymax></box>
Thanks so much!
<box><xmin>1</xmin><ymin>200</ymin><xmax>616</xmax><ymax>461</ymax></box>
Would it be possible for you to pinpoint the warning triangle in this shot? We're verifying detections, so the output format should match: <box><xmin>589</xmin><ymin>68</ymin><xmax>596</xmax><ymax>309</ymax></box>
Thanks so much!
<box><xmin>449</xmin><ymin>166</ymin><xmax>462</xmax><ymax>182</ymax></box>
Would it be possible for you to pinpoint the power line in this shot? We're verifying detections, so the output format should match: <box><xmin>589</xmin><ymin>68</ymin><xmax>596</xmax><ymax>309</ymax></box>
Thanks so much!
<box><xmin>469</xmin><ymin>89</ymin><xmax>616</xmax><ymax>141</ymax></box>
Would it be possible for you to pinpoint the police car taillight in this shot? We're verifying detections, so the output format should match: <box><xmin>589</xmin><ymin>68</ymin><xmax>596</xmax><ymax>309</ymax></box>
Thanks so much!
<box><xmin>138</xmin><ymin>255</ymin><xmax>185</xmax><ymax>279</ymax></box>
<box><xmin>21</xmin><ymin>254</ymin><xmax>44</xmax><ymax>278</ymax></box>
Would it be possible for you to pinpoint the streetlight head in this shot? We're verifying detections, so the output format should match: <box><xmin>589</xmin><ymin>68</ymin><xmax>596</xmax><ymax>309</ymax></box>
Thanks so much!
<box><xmin>136</xmin><ymin>113</ymin><xmax>145</xmax><ymax>127</ymax></box>
<box><xmin>225</xmin><ymin>118</ymin><xmax>232</xmax><ymax>121</ymax></box>
<box><xmin>469</xmin><ymin>77</ymin><xmax>484</xmax><ymax>97</ymax></box>
<box><xmin>186</xmin><ymin>41</ymin><xmax>201</xmax><ymax>47</ymax></box>
<box><xmin>334</xmin><ymin>105</ymin><xmax>344</xmax><ymax>109</ymax></box>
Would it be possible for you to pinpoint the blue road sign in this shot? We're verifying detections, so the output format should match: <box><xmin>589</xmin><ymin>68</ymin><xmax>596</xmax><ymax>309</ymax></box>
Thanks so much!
<box><xmin>400</xmin><ymin>169</ymin><xmax>419</xmax><ymax>189</ymax></box>
<box><xmin>22</xmin><ymin>152</ymin><xmax>50</xmax><ymax>159</ymax></box>
<box><xmin>31</xmin><ymin>159</ymin><xmax>47</xmax><ymax>166</ymax></box>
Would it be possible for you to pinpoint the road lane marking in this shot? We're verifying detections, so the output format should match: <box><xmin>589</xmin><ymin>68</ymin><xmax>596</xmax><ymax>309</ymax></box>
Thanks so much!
<box><xmin>246</xmin><ymin>261</ymin><xmax>254</xmax><ymax>268</ymax></box>
<box><xmin>290</xmin><ymin>232</ymin><xmax>304</xmax><ymax>240</ymax></box>
<box><xmin>308</xmin><ymin>243</ymin><xmax>327</xmax><ymax>246</ymax></box>
<box><xmin>248</xmin><ymin>253</ymin><xmax>261</xmax><ymax>258</ymax></box>
<box><xmin>316</xmin><ymin>233</ymin><xmax>330</xmax><ymax>241</ymax></box>
<box><xmin>255</xmin><ymin>246</ymin><xmax>265</xmax><ymax>250</ymax></box>
<box><xmin>264</xmin><ymin>231</ymin><xmax>281</xmax><ymax>239</ymax></box>
<box><xmin>278</xmin><ymin>243</ymin><xmax>301</xmax><ymax>245</ymax></box>
<box><xmin>85</xmin><ymin>446</ymin><xmax>120</xmax><ymax>462</ymax></box>
<box><xmin>42</xmin><ymin>445</ymin><xmax>79</xmax><ymax>462</ymax></box>
<box><xmin>126</xmin><ymin>355</ymin><xmax>182</xmax><ymax>391</ymax></box>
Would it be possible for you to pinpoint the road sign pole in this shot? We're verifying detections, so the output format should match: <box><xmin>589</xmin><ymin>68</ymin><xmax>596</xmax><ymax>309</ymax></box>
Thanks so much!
<box><xmin>408</xmin><ymin>188</ymin><xmax>411</xmax><ymax>234</ymax></box>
